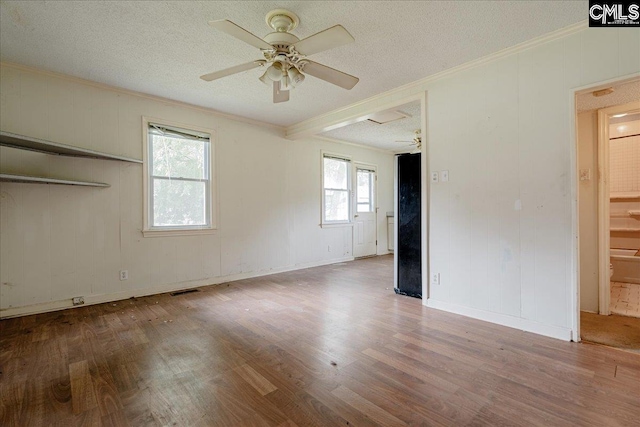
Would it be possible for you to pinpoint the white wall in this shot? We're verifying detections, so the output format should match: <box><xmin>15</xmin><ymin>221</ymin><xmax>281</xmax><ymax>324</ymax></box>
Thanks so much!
<box><xmin>0</xmin><ymin>63</ymin><xmax>394</xmax><ymax>317</ymax></box>
<box><xmin>577</xmin><ymin>111</ymin><xmax>599</xmax><ymax>313</ymax></box>
<box><xmin>426</xmin><ymin>28</ymin><xmax>639</xmax><ymax>340</ymax></box>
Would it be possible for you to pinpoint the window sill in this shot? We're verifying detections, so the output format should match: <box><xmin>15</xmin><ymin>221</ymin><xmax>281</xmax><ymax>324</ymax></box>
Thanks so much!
<box><xmin>320</xmin><ymin>222</ymin><xmax>353</xmax><ymax>229</ymax></box>
<box><xmin>142</xmin><ymin>227</ymin><xmax>217</xmax><ymax>238</ymax></box>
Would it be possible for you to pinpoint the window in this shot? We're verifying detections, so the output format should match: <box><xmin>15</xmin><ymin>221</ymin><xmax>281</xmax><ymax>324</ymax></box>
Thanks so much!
<box><xmin>322</xmin><ymin>154</ymin><xmax>351</xmax><ymax>224</ymax></box>
<box><xmin>143</xmin><ymin>119</ymin><xmax>216</xmax><ymax>236</ymax></box>
<box><xmin>356</xmin><ymin>168</ymin><xmax>375</xmax><ymax>213</ymax></box>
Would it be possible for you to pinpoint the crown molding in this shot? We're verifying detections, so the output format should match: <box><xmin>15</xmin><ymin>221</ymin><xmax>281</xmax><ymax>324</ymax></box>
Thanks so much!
<box><xmin>0</xmin><ymin>61</ymin><xmax>286</xmax><ymax>133</ymax></box>
<box><xmin>285</xmin><ymin>20</ymin><xmax>589</xmax><ymax>140</ymax></box>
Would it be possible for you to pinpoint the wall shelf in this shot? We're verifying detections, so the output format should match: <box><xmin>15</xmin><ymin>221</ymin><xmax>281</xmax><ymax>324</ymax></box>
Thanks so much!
<box><xmin>0</xmin><ymin>174</ymin><xmax>110</xmax><ymax>187</ymax></box>
<box><xmin>0</xmin><ymin>131</ymin><xmax>142</xmax><ymax>164</ymax></box>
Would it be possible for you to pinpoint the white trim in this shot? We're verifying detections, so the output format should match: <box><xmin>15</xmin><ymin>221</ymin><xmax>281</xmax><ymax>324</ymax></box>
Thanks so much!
<box><xmin>142</xmin><ymin>228</ymin><xmax>218</xmax><ymax>238</ymax></box>
<box><xmin>142</xmin><ymin>116</ymin><xmax>218</xmax><ymax>236</ymax></box>
<box><xmin>426</xmin><ymin>299</ymin><xmax>572</xmax><ymax>341</ymax></box>
<box><xmin>285</xmin><ymin>21</ymin><xmax>587</xmax><ymax>140</ymax></box>
<box><xmin>320</xmin><ymin>222</ymin><xmax>354</xmax><ymax>229</ymax></box>
<box><xmin>597</xmin><ymin>108</ymin><xmax>611</xmax><ymax>315</ymax></box>
<box><xmin>420</xmin><ymin>91</ymin><xmax>429</xmax><ymax>301</ymax></box>
<box><xmin>570</xmin><ymin>90</ymin><xmax>580</xmax><ymax>341</ymax></box>
<box><xmin>0</xmin><ymin>256</ymin><xmax>355</xmax><ymax>319</ymax></box>
<box><xmin>0</xmin><ymin>62</ymin><xmax>284</xmax><ymax>133</ymax></box>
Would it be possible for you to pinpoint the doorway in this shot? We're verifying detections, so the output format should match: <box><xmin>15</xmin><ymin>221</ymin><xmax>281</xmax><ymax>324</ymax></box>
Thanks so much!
<box><xmin>600</xmin><ymin>103</ymin><xmax>640</xmax><ymax>318</ymax></box>
<box><xmin>577</xmin><ymin>78</ymin><xmax>640</xmax><ymax>351</ymax></box>
<box><xmin>395</xmin><ymin>152</ymin><xmax>422</xmax><ymax>298</ymax></box>
<box><xmin>353</xmin><ymin>164</ymin><xmax>377</xmax><ymax>258</ymax></box>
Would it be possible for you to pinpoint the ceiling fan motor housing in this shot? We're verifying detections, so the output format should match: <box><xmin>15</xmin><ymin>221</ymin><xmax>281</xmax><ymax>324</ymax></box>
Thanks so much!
<box><xmin>263</xmin><ymin>32</ymin><xmax>300</xmax><ymax>50</ymax></box>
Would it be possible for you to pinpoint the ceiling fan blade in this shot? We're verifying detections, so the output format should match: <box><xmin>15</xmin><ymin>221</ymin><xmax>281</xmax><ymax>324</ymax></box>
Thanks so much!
<box><xmin>302</xmin><ymin>60</ymin><xmax>359</xmax><ymax>90</ymax></box>
<box><xmin>200</xmin><ymin>61</ymin><xmax>263</xmax><ymax>82</ymax></box>
<box><xmin>273</xmin><ymin>81</ymin><xmax>289</xmax><ymax>103</ymax></box>
<box><xmin>208</xmin><ymin>19</ymin><xmax>273</xmax><ymax>50</ymax></box>
<box><xmin>292</xmin><ymin>25</ymin><xmax>354</xmax><ymax>56</ymax></box>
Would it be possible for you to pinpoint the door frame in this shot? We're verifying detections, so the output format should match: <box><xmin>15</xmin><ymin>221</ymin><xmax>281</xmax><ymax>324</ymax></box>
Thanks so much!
<box><xmin>596</xmin><ymin>101</ymin><xmax>640</xmax><ymax>315</ymax></box>
<box><xmin>352</xmin><ymin>162</ymin><xmax>378</xmax><ymax>258</ymax></box>
<box><xmin>572</xmin><ymin>74</ymin><xmax>640</xmax><ymax>341</ymax></box>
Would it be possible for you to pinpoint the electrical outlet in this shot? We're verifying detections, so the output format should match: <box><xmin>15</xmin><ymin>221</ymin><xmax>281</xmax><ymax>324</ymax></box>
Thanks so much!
<box><xmin>72</xmin><ymin>296</ymin><xmax>85</xmax><ymax>306</ymax></box>
<box><xmin>431</xmin><ymin>172</ymin><xmax>439</xmax><ymax>183</ymax></box>
<box><xmin>120</xmin><ymin>270</ymin><xmax>128</xmax><ymax>281</ymax></box>
<box><xmin>431</xmin><ymin>273</ymin><xmax>440</xmax><ymax>285</ymax></box>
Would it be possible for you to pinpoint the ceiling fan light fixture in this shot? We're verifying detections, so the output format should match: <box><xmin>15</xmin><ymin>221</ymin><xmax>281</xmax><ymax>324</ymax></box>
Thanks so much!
<box><xmin>259</xmin><ymin>70</ymin><xmax>271</xmax><ymax>85</ymax></box>
<box><xmin>288</xmin><ymin>67</ymin><xmax>305</xmax><ymax>86</ymax></box>
<box><xmin>266</xmin><ymin>63</ymin><xmax>283</xmax><ymax>81</ymax></box>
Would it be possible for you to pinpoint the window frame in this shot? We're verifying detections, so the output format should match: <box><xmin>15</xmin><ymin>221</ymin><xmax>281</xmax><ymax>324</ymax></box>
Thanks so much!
<box><xmin>321</xmin><ymin>151</ymin><xmax>353</xmax><ymax>228</ymax></box>
<box><xmin>142</xmin><ymin>117</ymin><xmax>217</xmax><ymax>237</ymax></box>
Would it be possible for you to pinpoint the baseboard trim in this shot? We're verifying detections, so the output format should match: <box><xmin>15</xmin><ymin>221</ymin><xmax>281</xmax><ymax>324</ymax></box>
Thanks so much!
<box><xmin>425</xmin><ymin>299</ymin><xmax>573</xmax><ymax>341</ymax></box>
<box><xmin>0</xmin><ymin>256</ymin><xmax>355</xmax><ymax>319</ymax></box>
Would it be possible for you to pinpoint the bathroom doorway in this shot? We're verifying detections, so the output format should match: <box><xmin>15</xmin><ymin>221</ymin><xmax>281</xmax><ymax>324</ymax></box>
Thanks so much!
<box><xmin>607</xmin><ymin>108</ymin><xmax>640</xmax><ymax>319</ymax></box>
<box><xmin>577</xmin><ymin>78</ymin><xmax>640</xmax><ymax>351</ymax></box>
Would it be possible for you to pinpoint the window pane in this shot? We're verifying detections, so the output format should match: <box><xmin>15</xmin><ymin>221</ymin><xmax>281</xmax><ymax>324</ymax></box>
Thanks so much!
<box><xmin>357</xmin><ymin>170</ymin><xmax>370</xmax><ymax>203</ymax></box>
<box><xmin>323</xmin><ymin>158</ymin><xmax>348</xmax><ymax>190</ymax></box>
<box><xmin>153</xmin><ymin>179</ymin><xmax>206</xmax><ymax>226</ymax></box>
<box><xmin>324</xmin><ymin>190</ymin><xmax>349</xmax><ymax>222</ymax></box>
<box><xmin>151</xmin><ymin>134</ymin><xmax>208</xmax><ymax>179</ymax></box>
<box><xmin>356</xmin><ymin>170</ymin><xmax>374</xmax><ymax>212</ymax></box>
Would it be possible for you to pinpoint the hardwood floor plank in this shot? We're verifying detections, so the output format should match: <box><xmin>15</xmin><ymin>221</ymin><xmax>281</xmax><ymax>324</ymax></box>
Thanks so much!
<box><xmin>235</xmin><ymin>363</ymin><xmax>278</xmax><ymax>396</ymax></box>
<box><xmin>68</xmin><ymin>360</ymin><xmax>97</xmax><ymax>415</ymax></box>
<box><xmin>361</xmin><ymin>348</ymin><xmax>460</xmax><ymax>395</ymax></box>
<box><xmin>330</xmin><ymin>385</ymin><xmax>407</xmax><ymax>426</ymax></box>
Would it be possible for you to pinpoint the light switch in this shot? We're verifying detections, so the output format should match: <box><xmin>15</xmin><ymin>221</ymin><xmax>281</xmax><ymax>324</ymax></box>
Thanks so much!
<box><xmin>431</xmin><ymin>172</ymin><xmax>439</xmax><ymax>183</ymax></box>
<box><xmin>580</xmin><ymin>169</ymin><xmax>591</xmax><ymax>181</ymax></box>
<box><xmin>440</xmin><ymin>170</ymin><xmax>449</xmax><ymax>182</ymax></box>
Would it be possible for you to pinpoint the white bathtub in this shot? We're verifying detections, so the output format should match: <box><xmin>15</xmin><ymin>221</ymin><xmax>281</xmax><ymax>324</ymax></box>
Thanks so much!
<box><xmin>611</xmin><ymin>249</ymin><xmax>640</xmax><ymax>284</ymax></box>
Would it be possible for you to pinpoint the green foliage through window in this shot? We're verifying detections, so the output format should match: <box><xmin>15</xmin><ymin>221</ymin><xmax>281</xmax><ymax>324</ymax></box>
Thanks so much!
<box><xmin>148</xmin><ymin>124</ymin><xmax>211</xmax><ymax>228</ymax></box>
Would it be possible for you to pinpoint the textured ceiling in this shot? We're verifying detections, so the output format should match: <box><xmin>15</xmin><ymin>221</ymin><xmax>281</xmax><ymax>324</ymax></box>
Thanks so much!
<box><xmin>321</xmin><ymin>102</ymin><xmax>421</xmax><ymax>152</ymax></box>
<box><xmin>0</xmin><ymin>1</ymin><xmax>585</xmax><ymax>127</ymax></box>
<box><xmin>577</xmin><ymin>80</ymin><xmax>640</xmax><ymax>112</ymax></box>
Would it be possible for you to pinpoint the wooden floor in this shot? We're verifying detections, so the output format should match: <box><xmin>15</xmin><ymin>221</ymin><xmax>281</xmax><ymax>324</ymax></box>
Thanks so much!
<box><xmin>1</xmin><ymin>255</ymin><xmax>639</xmax><ymax>426</ymax></box>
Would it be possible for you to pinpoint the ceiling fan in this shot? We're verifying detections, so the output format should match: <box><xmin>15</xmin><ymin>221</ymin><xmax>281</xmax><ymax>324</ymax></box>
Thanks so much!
<box><xmin>200</xmin><ymin>9</ymin><xmax>359</xmax><ymax>103</ymax></box>
<box><xmin>395</xmin><ymin>129</ymin><xmax>422</xmax><ymax>149</ymax></box>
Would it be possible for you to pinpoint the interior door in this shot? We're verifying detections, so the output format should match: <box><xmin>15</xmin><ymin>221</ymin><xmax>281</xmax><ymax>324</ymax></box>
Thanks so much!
<box><xmin>353</xmin><ymin>165</ymin><xmax>377</xmax><ymax>258</ymax></box>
